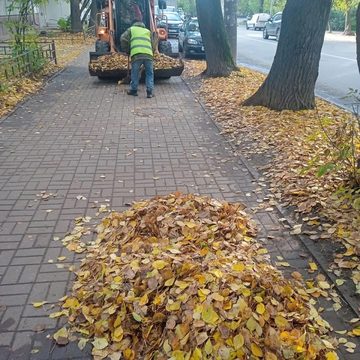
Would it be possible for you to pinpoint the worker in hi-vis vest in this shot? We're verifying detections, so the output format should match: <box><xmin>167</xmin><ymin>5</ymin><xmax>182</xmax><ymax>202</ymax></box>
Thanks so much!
<box><xmin>121</xmin><ymin>20</ymin><xmax>156</xmax><ymax>98</ymax></box>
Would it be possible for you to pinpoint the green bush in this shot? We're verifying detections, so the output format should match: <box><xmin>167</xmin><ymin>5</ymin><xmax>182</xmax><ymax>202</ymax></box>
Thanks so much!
<box><xmin>329</xmin><ymin>10</ymin><xmax>345</xmax><ymax>31</ymax></box>
<box><xmin>329</xmin><ymin>8</ymin><xmax>357</xmax><ymax>32</ymax></box>
<box><xmin>57</xmin><ymin>17</ymin><xmax>71</xmax><ymax>32</ymax></box>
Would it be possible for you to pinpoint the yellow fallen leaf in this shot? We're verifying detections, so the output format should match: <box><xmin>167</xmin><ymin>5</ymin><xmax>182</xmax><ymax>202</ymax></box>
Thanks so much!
<box><xmin>53</xmin><ymin>327</ymin><xmax>69</xmax><ymax>345</ymax></box>
<box><xmin>251</xmin><ymin>343</ymin><xmax>263</xmax><ymax>357</ymax></box>
<box><xmin>92</xmin><ymin>337</ymin><xmax>108</xmax><ymax>350</ymax></box>
<box><xmin>63</xmin><ymin>297</ymin><xmax>80</xmax><ymax>309</ymax></box>
<box><xmin>32</xmin><ymin>301</ymin><xmax>48</xmax><ymax>308</ymax></box>
<box><xmin>204</xmin><ymin>339</ymin><xmax>213</xmax><ymax>355</ymax></box>
<box><xmin>309</xmin><ymin>262</ymin><xmax>318</xmax><ymax>271</ymax></box>
<box><xmin>232</xmin><ymin>263</ymin><xmax>245</xmax><ymax>271</ymax></box>
<box><xmin>184</xmin><ymin>221</ymin><xmax>197</xmax><ymax>228</ymax></box>
<box><xmin>78</xmin><ymin>338</ymin><xmax>87</xmax><ymax>350</ymax></box>
<box><xmin>191</xmin><ymin>347</ymin><xmax>202</xmax><ymax>360</ymax></box>
<box><xmin>139</xmin><ymin>293</ymin><xmax>149</xmax><ymax>306</ymax></box>
<box><xmin>265</xmin><ymin>352</ymin><xmax>277</xmax><ymax>360</ymax></box>
<box><xmin>233</xmin><ymin>334</ymin><xmax>244</xmax><ymax>350</ymax></box>
<box><xmin>152</xmin><ymin>260</ymin><xmax>167</xmax><ymax>269</ymax></box>
<box><xmin>201</xmin><ymin>304</ymin><xmax>219</xmax><ymax>325</ymax></box>
<box><xmin>335</xmin><ymin>279</ymin><xmax>345</xmax><ymax>286</ymax></box>
<box><xmin>256</xmin><ymin>303</ymin><xmax>266</xmax><ymax>315</ymax></box>
<box><xmin>318</xmin><ymin>281</ymin><xmax>330</xmax><ymax>289</ymax></box>
<box><xmin>113</xmin><ymin>326</ymin><xmax>124</xmax><ymax>342</ymax></box>
<box><xmin>275</xmin><ymin>315</ymin><xmax>289</xmax><ymax>329</ymax></box>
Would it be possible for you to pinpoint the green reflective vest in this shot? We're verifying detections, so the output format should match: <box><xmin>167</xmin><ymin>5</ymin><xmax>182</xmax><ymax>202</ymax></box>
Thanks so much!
<box><xmin>130</xmin><ymin>26</ymin><xmax>153</xmax><ymax>58</ymax></box>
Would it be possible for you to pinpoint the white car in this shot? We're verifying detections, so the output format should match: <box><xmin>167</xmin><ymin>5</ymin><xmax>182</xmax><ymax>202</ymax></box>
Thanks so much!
<box><xmin>246</xmin><ymin>13</ymin><xmax>271</xmax><ymax>30</ymax></box>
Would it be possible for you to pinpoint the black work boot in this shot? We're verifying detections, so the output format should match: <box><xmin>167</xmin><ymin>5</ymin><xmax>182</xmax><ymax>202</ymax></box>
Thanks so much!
<box><xmin>127</xmin><ymin>90</ymin><xmax>138</xmax><ymax>96</ymax></box>
<box><xmin>146</xmin><ymin>90</ymin><xmax>153</xmax><ymax>98</ymax></box>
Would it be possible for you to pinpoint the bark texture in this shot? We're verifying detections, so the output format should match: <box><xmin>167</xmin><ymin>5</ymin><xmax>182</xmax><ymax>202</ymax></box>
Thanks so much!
<box><xmin>357</xmin><ymin>4</ymin><xmax>360</xmax><ymax>73</ymax></box>
<box><xmin>243</xmin><ymin>0</ymin><xmax>331</xmax><ymax>110</ymax></box>
<box><xmin>224</xmin><ymin>0</ymin><xmax>237</xmax><ymax>62</ymax></box>
<box><xmin>89</xmin><ymin>0</ymin><xmax>97</xmax><ymax>29</ymax></box>
<box><xmin>70</xmin><ymin>0</ymin><xmax>83</xmax><ymax>32</ymax></box>
<box><xmin>344</xmin><ymin>9</ymin><xmax>353</xmax><ymax>35</ymax></box>
<box><xmin>196</xmin><ymin>0</ymin><xmax>237</xmax><ymax>77</ymax></box>
<box><xmin>258</xmin><ymin>0</ymin><xmax>264</xmax><ymax>13</ymax></box>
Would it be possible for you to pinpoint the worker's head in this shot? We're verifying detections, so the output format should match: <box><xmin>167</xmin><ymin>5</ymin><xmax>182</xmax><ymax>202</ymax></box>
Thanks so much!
<box><xmin>131</xmin><ymin>19</ymin><xmax>143</xmax><ymax>26</ymax></box>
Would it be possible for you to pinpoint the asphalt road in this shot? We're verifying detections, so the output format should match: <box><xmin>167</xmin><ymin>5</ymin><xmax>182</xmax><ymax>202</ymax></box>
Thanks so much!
<box><xmin>236</xmin><ymin>26</ymin><xmax>359</xmax><ymax>110</ymax></box>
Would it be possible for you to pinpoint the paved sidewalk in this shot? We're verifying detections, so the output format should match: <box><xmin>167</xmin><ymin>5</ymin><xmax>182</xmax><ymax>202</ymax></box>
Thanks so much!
<box><xmin>0</xmin><ymin>51</ymin><xmax>359</xmax><ymax>359</ymax></box>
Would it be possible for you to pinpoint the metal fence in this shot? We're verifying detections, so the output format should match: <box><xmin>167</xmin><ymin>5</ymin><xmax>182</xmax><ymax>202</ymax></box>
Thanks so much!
<box><xmin>0</xmin><ymin>40</ymin><xmax>57</xmax><ymax>85</ymax></box>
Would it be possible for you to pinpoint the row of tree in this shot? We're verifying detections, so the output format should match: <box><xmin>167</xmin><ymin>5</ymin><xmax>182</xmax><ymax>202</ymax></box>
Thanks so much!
<box><xmin>67</xmin><ymin>0</ymin><xmax>360</xmax><ymax>36</ymax></box>
<box><xmin>197</xmin><ymin>0</ymin><xmax>360</xmax><ymax>112</ymax></box>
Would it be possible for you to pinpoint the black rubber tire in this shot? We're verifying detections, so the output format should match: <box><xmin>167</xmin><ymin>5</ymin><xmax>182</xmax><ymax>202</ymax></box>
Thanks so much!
<box><xmin>263</xmin><ymin>28</ymin><xmax>269</xmax><ymax>39</ymax></box>
<box><xmin>95</xmin><ymin>40</ymin><xmax>110</xmax><ymax>53</ymax></box>
<box><xmin>246</xmin><ymin>24</ymin><xmax>249</xmax><ymax>30</ymax></box>
<box><xmin>159</xmin><ymin>41</ymin><xmax>172</xmax><ymax>56</ymax></box>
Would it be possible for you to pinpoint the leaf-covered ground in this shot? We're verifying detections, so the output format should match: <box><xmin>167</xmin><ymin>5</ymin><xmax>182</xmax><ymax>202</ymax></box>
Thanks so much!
<box><xmin>51</xmin><ymin>194</ymin><xmax>341</xmax><ymax>359</ymax></box>
<box><xmin>182</xmin><ymin>61</ymin><xmax>360</xmax><ymax>298</ymax></box>
<box><xmin>0</xmin><ymin>34</ymin><xmax>93</xmax><ymax>119</ymax></box>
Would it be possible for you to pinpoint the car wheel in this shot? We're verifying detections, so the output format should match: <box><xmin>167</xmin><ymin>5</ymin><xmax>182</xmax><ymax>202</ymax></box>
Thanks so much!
<box><xmin>276</xmin><ymin>29</ymin><xmax>280</xmax><ymax>41</ymax></box>
<box><xmin>246</xmin><ymin>24</ymin><xmax>249</xmax><ymax>30</ymax></box>
<box><xmin>263</xmin><ymin>28</ymin><xmax>269</xmax><ymax>39</ymax></box>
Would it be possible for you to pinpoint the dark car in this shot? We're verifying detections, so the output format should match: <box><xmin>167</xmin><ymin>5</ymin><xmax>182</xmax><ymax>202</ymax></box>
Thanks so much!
<box><xmin>263</xmin><ymin>12</ymin><xmax>282</xmax><ymax>41</ymax></box>
<box><xmin>158</xmin><ymin>12</ymin><xmax>183</xmax><ymax>38</ymax></box>
<box><xmin>178</xmin><ymin>18</ymin><xmax>205</xmax><ymax>58</ymax></box>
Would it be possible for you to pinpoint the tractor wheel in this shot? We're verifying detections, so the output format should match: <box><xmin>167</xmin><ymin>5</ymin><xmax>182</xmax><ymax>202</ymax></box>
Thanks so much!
<box><xmin>95</xmin><ymin>40</ymin><xmax>110</xmax><ymax>54</ymax></box>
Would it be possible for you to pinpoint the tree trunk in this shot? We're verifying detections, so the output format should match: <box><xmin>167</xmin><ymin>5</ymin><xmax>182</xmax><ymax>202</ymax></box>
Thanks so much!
<box><xmin>70</xmin><ymin>0</ymin><xmax>82</xmax><ymax>33</ymax></box>
<box><xmin>243</xmin><ymin>0</ymin><xmax>331</xmax><ymax>111</ymax></box>
<box><xmin>224</xmin><ymin>0</ymin><xmax>237</xmax><ymax>62</ymax></box>
<box><xmin>258</xmin><ymin>0</ymin><xmax>264</xmax><ymax>13</ymax></box>
<box><xmin>327</xmin><ymin>21</ymin><xmax>332</xmax><ymax>33</ymax></box>
<box><xmin>196</xmin><ymin>0</ymin><xmax>237</xmax><ymax>77</ymax></box>
<box><xmin>357</xmin><ymin>4</ymin><xmax>360</xmax><ymax>74</ymax></box>
<box><xmin>89</xmin><ymin>0</ymin><xmax>97</xmax><ymax>29</ymax></box>
<box><xmin>344</xmin><ymin>9</ymin><xmax>353</xmax><ymax>35</ymax></box>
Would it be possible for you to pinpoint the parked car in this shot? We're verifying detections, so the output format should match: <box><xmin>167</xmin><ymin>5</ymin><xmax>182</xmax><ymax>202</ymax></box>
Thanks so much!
<box><xmin>178</xmin><ymin>18</ymin><xmax>205</xmax><ymax>58</ymax></box>
<box><xmin>155</xmin><ymin>5</ymin><xmax>176</xmax><ymax>16</ymax></box>
<box><xmin>158</xmin><ymin>12</ymin><xmax>183</xmax><ymax>38</ymax></box>
<box><xmin>263</xmin><ymin>12</ymin><xmax>282</xmax><ymax>41</ymax></box>
<box><xmin>246</xmin><ymin>13</ymin><xmax>271</xmax><ymax>30</ymax></box>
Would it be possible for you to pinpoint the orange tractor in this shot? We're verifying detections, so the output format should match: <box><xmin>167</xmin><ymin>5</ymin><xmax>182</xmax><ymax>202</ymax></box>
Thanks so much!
<box><xmin>89</xmin><ymin>0</ymin><xmax>182</xmax><ymax>79</ymax></box>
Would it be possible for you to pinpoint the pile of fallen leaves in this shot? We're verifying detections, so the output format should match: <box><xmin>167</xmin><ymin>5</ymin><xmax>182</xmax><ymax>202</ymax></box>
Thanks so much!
<box><xmin>153</xmin><ymin>53</ymin><xmax>183</xmax><ymax>70</ymax></box>
<box><xmin>53</xmin><ymin>193</ymin><xmax>338</xmax><ymax>359</ymax></box>
<box><xmin>89</xmin><ymin>53</ymin><xmax>183</xmax><ymax>72</ymax></box>
<box><xmin>89</xmin><ymin>53</ymin><xmax>128</xmax><ymax>72</ymax></box>
<box><xmin>182</xmin><ymin>61</ymin><xmax>360</xmax><ymax>296</ymax></box>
